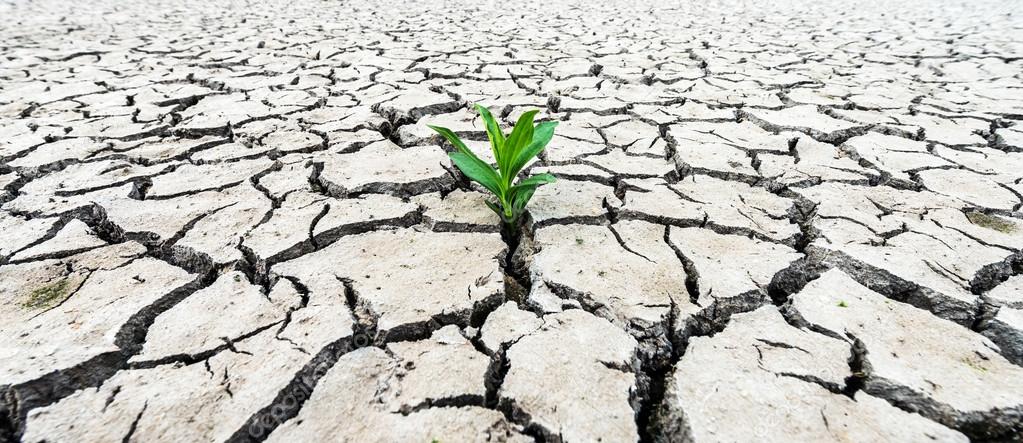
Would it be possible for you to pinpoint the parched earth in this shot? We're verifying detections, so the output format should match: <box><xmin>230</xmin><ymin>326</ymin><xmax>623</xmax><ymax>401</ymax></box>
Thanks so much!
<box><xmin>1</xmin><ymin>0</ymin><xmax>1022</xmax><ymax>441</ymax></box>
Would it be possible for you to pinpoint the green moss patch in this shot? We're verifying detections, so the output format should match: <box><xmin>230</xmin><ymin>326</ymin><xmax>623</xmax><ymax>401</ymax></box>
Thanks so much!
<box><xmin>966</xmin><ymin>211</ymin><xmax>1017</xmax><ymax>234</ymax></box>
<box><xmin>21</xmin><ymin>279</ymin><xmax>72</xmax><ymax>310</ymax></box>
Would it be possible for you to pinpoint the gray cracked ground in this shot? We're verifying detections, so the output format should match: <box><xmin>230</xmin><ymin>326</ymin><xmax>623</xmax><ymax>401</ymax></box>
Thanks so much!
<box><xmin>1</xmin><ymin>0</ymin><xmax>1022</xmax><ymax>441</ymax></box>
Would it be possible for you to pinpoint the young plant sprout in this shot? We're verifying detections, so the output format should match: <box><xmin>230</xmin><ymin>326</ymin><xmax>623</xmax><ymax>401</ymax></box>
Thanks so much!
<box><xmin>429</xmin><ymin>104</ymin><xmax>557</xmax><ymax>227</ymax></box>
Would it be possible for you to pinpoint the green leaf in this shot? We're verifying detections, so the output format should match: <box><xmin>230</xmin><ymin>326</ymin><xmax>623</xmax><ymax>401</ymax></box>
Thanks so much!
<box><xmin>508</xmin><ymin>173</ymin><xmax>555</xmax><ymax>215</ymax></box>
<box><xmin>511</xmin><ymin>185</ymin><xmax>537</xmax><ymax>211</ymax></box>
<box><xmin>434</xmin><ymin>123</ymin><xmax>504</xmax><ymax>197</ymax></box>
<box><xmin>513</xmin><ymin>173</ymin><xmax>556</xmax><ymax>188</ymax></box>
<box><xmin>474</xmin><ymin>104</ymin><xmax>505</xmax><ymax>168</ymax></box>
<box><xmin>507</xmin><ymin>121</ymin><xmax>557</xmax><ymax>180</ymax></box>
<box><xmin>484</xmin><ymin>200</ymin><xmax>504</xmax><ymax>217</ymax></box>
<box><xmin>507</xmin><ymin>185</ymin><xmax>536</xmax><ymax>223</ymax></box>
<box><xmin>449</xmin><ymin>152</ymin><xmax>503</xmax><ymax>197</ymax></box>
<box><xmin>503</xmin><ymin>110</ymin><xmax>539</xmax><ymax>183</ymax></box>
<box><xmin>428</xmin><ymin>125</ymin><xmax>471</xmax><ymax>155</ymax></box>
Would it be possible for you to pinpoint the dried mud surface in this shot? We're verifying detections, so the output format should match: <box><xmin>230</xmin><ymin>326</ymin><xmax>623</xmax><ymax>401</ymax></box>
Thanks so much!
<box><xmin>1</xmin><ymin>0</ymin><xmax>1022</xmax><ymax>441</ymax></box>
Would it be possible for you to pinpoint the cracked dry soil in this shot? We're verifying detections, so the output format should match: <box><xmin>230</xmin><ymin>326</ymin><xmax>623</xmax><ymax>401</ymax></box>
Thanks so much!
<box><xmin>1</xmin><ymin>0</ymin><xmax>1023</xmax><ymax>441</ymax></box>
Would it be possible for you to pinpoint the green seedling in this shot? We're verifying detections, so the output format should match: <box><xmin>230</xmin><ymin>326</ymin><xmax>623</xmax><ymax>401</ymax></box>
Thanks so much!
<box><xmin>837</xmin><ymin>300</ymin><xmax>849</xmax><ymax>308</ymax></box>
<box><xmin>429</xmin><ymin>104</ymin><xmax>557</xmax><ymax>227</ymax></box>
